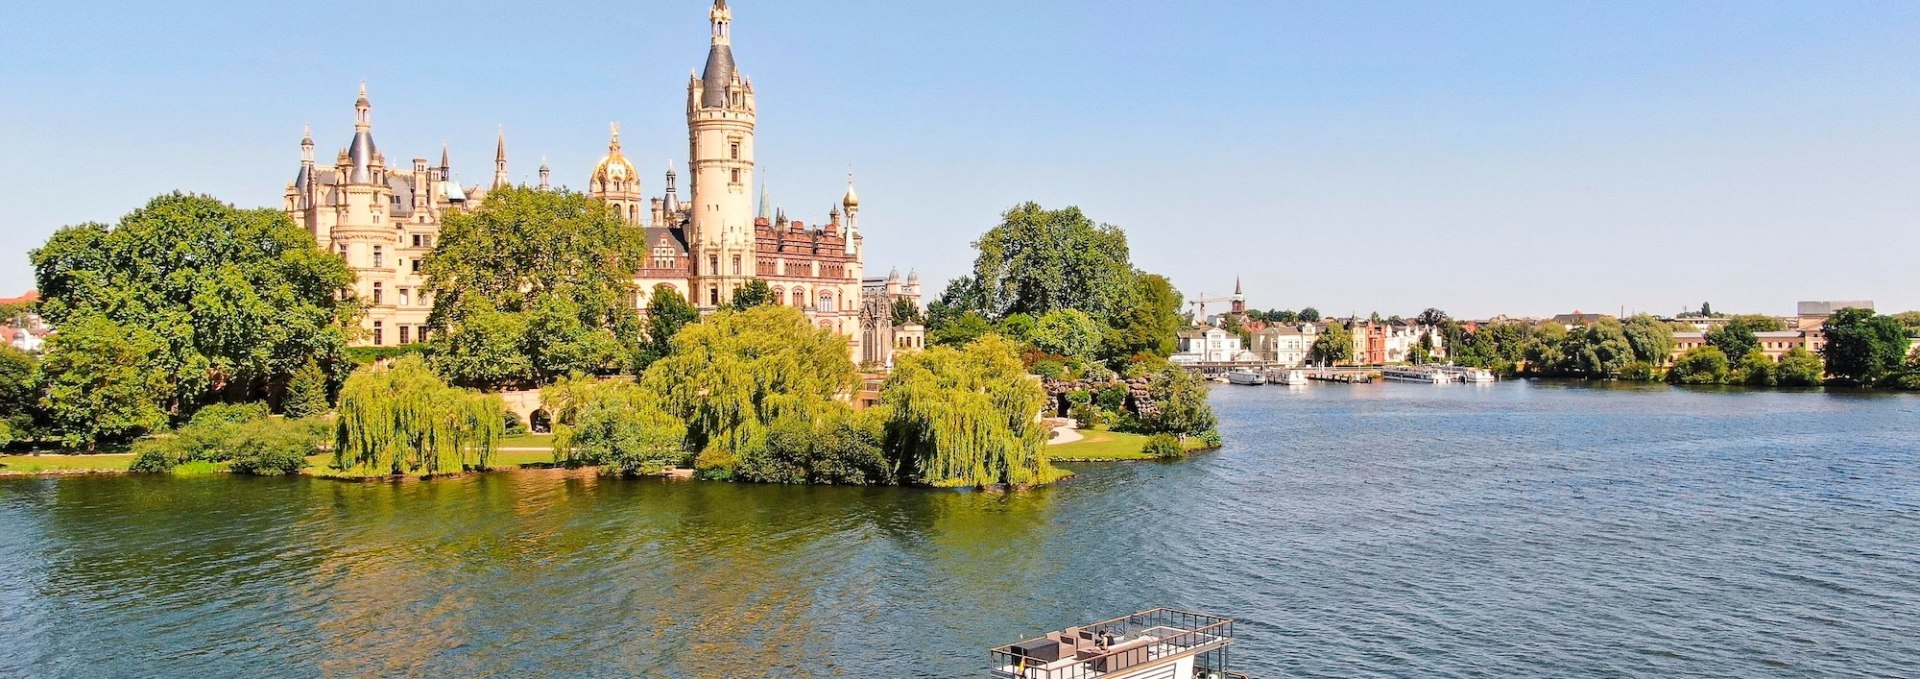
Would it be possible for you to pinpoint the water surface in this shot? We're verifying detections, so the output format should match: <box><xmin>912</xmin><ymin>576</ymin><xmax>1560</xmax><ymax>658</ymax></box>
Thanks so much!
<box><xmin>2</xmin><ymin>381</ymin><xmax>1916</xmax><ymax>677</ymax></box>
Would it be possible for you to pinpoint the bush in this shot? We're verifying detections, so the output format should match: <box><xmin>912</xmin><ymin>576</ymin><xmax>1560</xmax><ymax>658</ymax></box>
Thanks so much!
<box><xmin>129</xmin><ymin>447</ymin><xmax>177</xmax><ymax>473</ymax></box>
<box><xmin>226</xmin><ymin>419</ymin><xmax>319</xmax><ymax>476</ymax></box>
<box><xmin>1668</xmin><ymin>347</ymin><xmax>1730</xmax><ymax>385</ymax></box>
<box><xmin>735</xmin><ymin>409</ymin><xmax>888</xmax><ymax>485</ymax></box>
<box><xmin>1142</xmin><ymin>433</ymin><xmax>1184</xmax><ymax>459</ymax></box>
<box><xmin>1738</xmin><ymin>350</ymin><xmax>1775</xmax><ymax>387</ymax></box>
<box><xmin>281</xmin><ymin>360</ymin><xmax>329</xmax><ymax>418</ymax></box>
<box><xmin>128</xmin><ymin>416</ymin><xmax>321</xmax><ymax>475</ymax></box>
<box><xmin>1096</xmin><ymin>386</ymin><xmax>1127</xmax><ymax>412</ymax></box>
<box><xmin>189</xmin><ymin>402</ymin><xmax>271</xmax><ymax>428</ymax></box>
<box><xmin>1775</xmin><ymin>347</ymin><xmax>1825</xmax><ymax>387</ymax></box>
<box><xmin>1136</xmin><ymin>367</ymin><xmax>1217</xmax><ymax>435</ymax></box>
<box><xmin>1197</xmin><ymin>429</ymin><xmax>1224</xmax><ymax>449</ymax></box>
<box><xmin>552</xmin><ymin>380</ymin><xmax>688</xmax><ymax>477</ymax></box>
<box><xmin>1068</xmin><ymin>403</ymin><xmax>1105</xmax><ymax>429</ymax></box>
<box><xmin>1031</xmin><ymin>360</ymin><xmax>1065</xmax><ymax>381</ymax></box>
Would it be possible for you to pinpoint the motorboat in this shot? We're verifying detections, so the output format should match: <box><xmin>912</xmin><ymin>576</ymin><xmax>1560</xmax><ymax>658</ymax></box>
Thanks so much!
<box><xmin>1276</xmin><ymin>369</ymin><xmax>1308</xmax><ymax>386</ymax></box>
<box><xmin>1225</xmin><ymin>368</ymin><xmax>1267</xmax><ymax>385</ymax></box>
<box><xmin>1381</xmin><ymin>366</ymin><xmax>1448</xmax><ymax>384</ymax></box>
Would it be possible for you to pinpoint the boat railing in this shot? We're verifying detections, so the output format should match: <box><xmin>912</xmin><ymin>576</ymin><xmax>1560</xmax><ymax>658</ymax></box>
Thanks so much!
<box><xmin>990</xmin><ymin>608</ymin><xmax>1235</xmax><ymax>679</ymax></box>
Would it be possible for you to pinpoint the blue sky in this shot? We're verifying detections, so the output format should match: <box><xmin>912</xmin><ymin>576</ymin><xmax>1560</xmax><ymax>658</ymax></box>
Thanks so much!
<box><xmin>3</xmin><ymin>0</ymin><xmax>1917</xmax><ymax>318</ymax></box>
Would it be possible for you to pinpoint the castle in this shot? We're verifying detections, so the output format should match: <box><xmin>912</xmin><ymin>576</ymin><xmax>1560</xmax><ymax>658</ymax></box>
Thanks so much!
<box><xmin>283</xmin><ymin>0</ymin><xmax>923</xmax><ymax>367</ymax></box>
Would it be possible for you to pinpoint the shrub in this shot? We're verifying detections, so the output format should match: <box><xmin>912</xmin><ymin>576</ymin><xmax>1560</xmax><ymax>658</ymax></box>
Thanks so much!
<box><xmin>281</xmin><ymin>360</ymin><xmax>329</xmax><ymax>418</ymax></box>
<box><xmin>1668</xmin><ymin>346</ymin><xmax>1730</xmax><ymax>385</ymax></box>
<box><xmin>1738</xmin><ymin>350</ymin><xmax>1775</xmax><ymax>387</ymax></box>
<box><xmin>1142</xmin><ymin>433</ymin><xmax>1184</xmax><ymax>459</ymax></box>
<box><xmin>1136</xmin><ymin>366</ymin><xmax>1217</xmax><ymax>435</ymax></box>
<box><xmin>129</xmin><ymin>447</ymin><xmax>177</xmax><ymax>473</ymax></box>
<box><xmin>1197</xmin><ymin>429</ymin><xmax>1224</xmax><ymax>449</ymax></box>
<box><xmin>128</xmin><ymin>416</ymin><xmax>321</xmax><ymax>475</ymax></box>
<box><xmin>225</xmin><ymin>419</ymin><xmax>320</xmax><ymax>475</ymax></box>
<box><xmin>1069</xmin><ymin>403</ymin><xmax>1105</xmax><ymax>429</ymax></box>
<box><xmin>552</xmin><ymin>380</ymin><xmax>687</xmax><ymax>477</ymax></box>
<box><xmin>189</xmin><ymin>402</ymin><xmax>271</xmax><ymax>428</ymax></box>
<box><xmin>1775</xmin><ymin>347</ymin><xmax>1825</xmax><ymax>387</ymax></box>
<box><xmin>1031</xmin><ymin>360</ymin><xmax>1065</xmax><ymax>381</ymax></box>
<box><xmin>1096</xmin><ymin>386</ymin><xmax>1127</xmax><ymax>412</ymax></box>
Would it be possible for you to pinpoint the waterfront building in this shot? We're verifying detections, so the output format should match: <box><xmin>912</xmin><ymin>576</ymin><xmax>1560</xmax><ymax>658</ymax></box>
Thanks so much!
<box><xmin>1174</xmin><ymin>326</ymin><xmax>1251</xmax><ymax>364</ymax></box>
<box><xmin>281</xmin><ymin>0</ymin><xmax>919</xmax><ymax>366</ymax></box>
<box><xmin>1</xmin><ymin>290</ymin><xmax>48</xmax><ymax>353</ymax></box>
<box><xmin>1253</xmin><ymin>322</ymin><xmax>1317</xmax><ymax>367</ymax></box>
<box><xmin>859</xmin><ymin>269</ymin><xmax>925</xmax><ymax>368</ymax></box>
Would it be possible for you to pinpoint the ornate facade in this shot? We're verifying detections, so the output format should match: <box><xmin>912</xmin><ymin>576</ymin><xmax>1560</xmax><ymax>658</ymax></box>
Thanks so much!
<box><xmin>283</xmin><ymin>0</ymin><xmax>919</xmax><ymax>366</ymax></box>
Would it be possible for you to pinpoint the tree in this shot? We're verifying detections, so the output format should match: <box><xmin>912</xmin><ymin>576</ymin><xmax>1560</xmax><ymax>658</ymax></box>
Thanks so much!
<box><xmin>731</xmin><ymin>279</ymin><xmax>776</xmax><ymax>310</ymax></box>
<box><xmin>281</xmin><ymin>359</ymin><xmax>329</xmax><ymax>419</ymax></box>
<box><xmin>890</xmin><ymin>299</ymin><xmax>924</xmax><ymax>326</ymax></box>
<box><xmin>1775</xmin><ymin>346</ymin><xmax>1825</xmax><ymax>387</ymax></box>
<box><xmin>334</xmin><ymin>356</ymin><xmax>505</xmax><ymax>476</ymax></box>
<box><xmin>1525</xmin><ymin>324</ymin><xmax>1569</xmax><ymax>375</ymax></box>
<box><xmin>1309</xmin><ymin>322</ymin><xmax>1352</xmax><ymax>366</ymax></box>
<box><xmin>929</xmin><ymin>311</ymin><xmax>993</xmax><ymax>347</ymax></box>
<box><xmin>1622</xmin><ymin>314</ymin><xmax>1677</xmax><ymax>367</ymax></box>
<box><xmin>1706</xmin><ymin>322</ymin><xmax>1759</xmax><ymax>362</ymax></box>
<box><xmin>1299</xmin><ymin>308</ymin><xmax>1321</xmax><ymax>322</ymax></box>
<box><xmin>30</xmin><ymin>193</ymin><xmax>355</xmax><ymax>417</ymax></box>
<box><xmin>881</xmin><ymin>335</ymin><xmax>1053</xmax><ymax>487</ymax></box>
<box><xmin>552</xmin><ymin>379</ymin><xmax>688</xmax><ymax>476</ymax></box>
<box><xmin>1136</xmin><ymin>366</ymin><xmax>1218</xmax><ymax>436</ymax></box>
<box><xmin>1736</xmin><ymin>349</ymin><xmax>1776</xmax><ymax>386</ymax></box>
<box><xmin>641</xmin><ymin>305</ymin><xmax>857</xmax><ymax>478</ymax></box>
<box><xmin>737</xmin><ymin>407</ymin><xmax>889</xmax><ymax>485</ymax></box>
<box><xmin>638</xmin><ymin>284</ymin><xmax>700</xmax><ymax>369</ymax></box>
<box><xmin>1031</xmin><ymin>309</ymin><xmax>1103</xmax><ymax>362</ymax></box>
<box><xmin>1821</xmin><ymin>308</ymin><xmax>1907</xmax><ymax>386</ymax></box>
<box><xmin>1669</xmin><ymin>346</ymin><xmax>1731</xmax><ymax>385</ymax></box>
<box><xmin>0</xmin><ymin>346</ymin><xmax>41</xmax><ymax>446</ymax></box>
<box><xmin>1561</xmin><ymin>319</ymin><xmax>1636</xmax><ymax>378</ymax></box>
<box><xmin>1104</xmin><ymin>274</ymin><xmax>1184</xmax><ymax>362</ymax></box>
<box><xmin>424</xmin><ymin>187</ymin><xmax>643</xmax><ymax>385</ymax></box>
<box><xmin>1416</xmin><ymin>308</ymin><xmax>1449</xmax><ymax>327</ymax></box>
<box><xmin>966</xmin><ymin>202</ymin><xmax>1136</xmax><ymax>323</ymax></box>
<box><xmin>37</xmin><ymin>317</ymin><xmax>171</xmax><ymax>449</ymax></box>
<box><xmin>1700</xmin><ymin>302</ymin><xmax>1715</xmax><ymax>318</ymax></box>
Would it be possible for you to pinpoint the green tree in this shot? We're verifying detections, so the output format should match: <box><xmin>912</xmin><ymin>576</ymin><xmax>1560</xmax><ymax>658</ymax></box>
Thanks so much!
<box><xmin>1669</xmin><ymin>346</ymin><xmax>1731</xmax><ymax>384</ymax></box>
<box><xmin>1775</xmin><ymin>346</ymin><xmax>1825</xmax><ymax>387</ymax></box>
<box><xmin>552</xmin><ymin>379</ymin><xmax>688</xmax><ymax>476</ymax></box>
<box><xmin>641</xmin><ymin>305</ymin><xmax>856</xmax><ymax>478</ymax></box>
<box><xmin>424</xmin><ymin>187</ymin><xmax>643</xmax><ymax>385</ymax></box>
<box><xmin>1820</xmin><ymin>308</ymin><xmax>1908</xmax><ymax>386</ymax></box>
<box><xmin>997</xmin><ymin>313</ymin><xmax>1036</xmax><ymax>342</ymax></box>
<box><xmin>30</xmin><ymin>193</ymin><xmax>355</xmax><ymax>416</ymax></box>
<box><xmin>966</xmin><ymin>202</ymin><xmax>1136</xmax><ymax>322</ymax></box>
<box><xmin>280</xmin><ymin>359</ymin><xmax>329</xmax><ymax>419</ymax></box>
<box><xmin>1622</xmin><ymin>314</ymin><xmax>1677</xmax><ymax>367</ymax></box>
<box><xmin>334</xmin><ymin>356</ymin><xmax>505</xmax><ymax>476</ymax></box>
<box><xmin>1736</xmin><ymin>349</ymin><xmax>1776</xmax><ymax>386</ymax></box>
<box><xmin>1136</xmin><ymin>365</ymin><xmax>1218</xmax><ymax>436</ymax></box>
<box><xmin>1561</xmin><ymin>318</ymin><xmax>1635</xmax><ymax>378</ymax></box>
<box><xmin>638</xmin><ymin>284</ymin><xmax>700</xmax><ymax>369</ymax></box>
<box><xmin>890</xmin><ymin>298</ymin><xmax>924</xmax><ymax>326</ymax></box>
<box><xmin>37</xmin><ymin>318</ymin><xmax>171</xmax><ymax>449</ymax></box>
<box><xmin>1706</xmin><ymin>322</ymin><xmax>1760</xmax><ymax>361</ymax></box>
<box><xmin>929</xmin><ymin>311</ymin><xmax>993</xmax><ymax>347</ymax></box>
<box><xmin>731</xmin><ymin>279</ymin><xmax>776</xmax><ymax>310</ymax></box>
<box><xmin>0</xmin><ymin>346</ymin><xmax>41</xmax><ymax>446</ymax></box>
<box><xmin>1299</xmin><ymin>308</ymin><xmax>1322</xmax><ymax>323</ymax></box>
<box><xmin>1309</xmin><ymin>322</ymin><xmax>1352</xmax><ymax>366</ymax></box>
<box><xmin>1416</xmin><ymin>308</ymin><xmax>1450</xmax><ymax>327</ymax></box>
<box><xmin>1104</xmin><ymin>273</ymin><xmax>1184</xmax><ymax>362</ymax></box>
<box><xmin>881</xmin><ymin>335</ymin><xmax>1053</xmax><ymax>487</ymax></box>
<box><xmin>1525</xmin><ymin>324</ymin><xmax>1569</xmax><ymax>375</ymax></box>
<box><xmin>1031</xmin><ymin>309</ymin><xmax>1103</xmax><ymax>362</ymax></box>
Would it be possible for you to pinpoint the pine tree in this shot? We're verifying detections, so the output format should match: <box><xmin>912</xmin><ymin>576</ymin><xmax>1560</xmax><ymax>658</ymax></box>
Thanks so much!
<box><xmin>281</xmin><ymin>360</ymin><xmax>329</xmax><ymax>419</ymax></box>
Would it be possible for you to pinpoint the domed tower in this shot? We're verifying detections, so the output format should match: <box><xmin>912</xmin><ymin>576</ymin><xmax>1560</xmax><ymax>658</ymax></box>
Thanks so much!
<box><xmin>590</xmin><ymin>123</ymin><xmax>643</xmax><ymax>224</ymax></box>
<box><xmin>686</xmin><ymin>0</ymin><xmax>757</xmax><ymax>308</ymax></box>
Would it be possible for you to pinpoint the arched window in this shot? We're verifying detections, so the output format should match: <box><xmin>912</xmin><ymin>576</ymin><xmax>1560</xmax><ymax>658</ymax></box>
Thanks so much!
<box><xmin>790</xmin><ymin>289</ymin><xmax>806</xmax><ymax>307</ymax></box>
<box><xmin>817</xmin><ymin>292</ymin><xmax>833</xmax><ymax>313</ymax></box>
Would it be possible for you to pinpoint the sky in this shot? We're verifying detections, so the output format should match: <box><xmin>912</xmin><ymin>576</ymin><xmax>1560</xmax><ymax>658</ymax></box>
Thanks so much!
<box><xmin>2</xmin><ymin>0</ymin><xmax>1917</xmax><ymax>319</ymax></box>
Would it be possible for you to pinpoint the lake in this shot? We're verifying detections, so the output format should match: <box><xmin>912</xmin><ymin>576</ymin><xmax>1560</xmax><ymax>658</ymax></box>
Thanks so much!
<box><xmin>2</xmin><ymin>381</ymin><xmax>1916</xmax><ymax>678</ymax></box>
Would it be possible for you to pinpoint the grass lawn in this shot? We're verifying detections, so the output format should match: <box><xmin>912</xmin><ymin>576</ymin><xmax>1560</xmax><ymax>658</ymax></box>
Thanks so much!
<box><xmin>498</xmin><ymin>433</ymin><xmax>556</xmax><ymax>451</ymax></box>
<box><xmin>0</xmin><ymin>453</ymin><xmax>138</xmax><ymax>475</ymax></box>
<box><xmin>1046</xmin><ymin>428</ymin><xmax>1213</xmax><ymax>462</ymax></box>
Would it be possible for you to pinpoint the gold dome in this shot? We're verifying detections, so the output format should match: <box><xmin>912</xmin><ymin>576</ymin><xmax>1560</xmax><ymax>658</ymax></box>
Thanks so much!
<box><xmin>592</xmin><ymin>123</ymin><xmax>638</xmax><ymax>190</ymax></box>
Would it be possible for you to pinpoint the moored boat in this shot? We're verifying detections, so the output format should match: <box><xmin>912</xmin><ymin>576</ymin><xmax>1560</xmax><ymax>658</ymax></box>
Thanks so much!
<box><xmin>1276</xmin><ymin>369</ymin><xmax>1308</xmax><ymax>386</ymax></box>
<box><xmin>1381</xmin><ymin>366</ymin><xmax>1448</xmax><ymax>384</ymax></box>
<box><xmin>1225</xmin><ymin>368</ymin><xmax>1266</xmax><ymax>385</ymax></box>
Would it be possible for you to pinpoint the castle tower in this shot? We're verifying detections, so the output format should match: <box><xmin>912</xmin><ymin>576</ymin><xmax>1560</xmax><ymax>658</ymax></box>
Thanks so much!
<box><xmin>589</xmin><ymin>123</ymin><xmax>643</xmax><ymax>223</ymax></box>
<box><xmin>686</xmin><ymin>0</ymin><xmax>757</xmax><ymax>308</ymax></box>
<box><xmin>842</xmin><ymin>173</ymin><xmax>861</xmax><ymax>256</ymax></box>
<box><xmin>538</xmin><ymin>158</ymin><xmax>551</xmax><ymax>191</ymax></box>
<box><xmin>1232</xmin><ymin>276</ymin><xmax>1245</xmax><ymax>314</ymax></box>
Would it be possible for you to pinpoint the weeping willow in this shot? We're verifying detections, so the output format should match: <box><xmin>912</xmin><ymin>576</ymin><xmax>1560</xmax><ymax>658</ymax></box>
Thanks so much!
<box><xmin>334</xmin><ymin>356</ymin><xmax>504</xmax><ymax>476</ymax></box>
<box><xmin>640</xmin><ymin>306</ymin><xmax>856</xmax><ymax>476</ymax></box>
<box><xmin>881</xmin><ymin>335</ymin><xmax>1053</xmax><ymax>488</ymax></box>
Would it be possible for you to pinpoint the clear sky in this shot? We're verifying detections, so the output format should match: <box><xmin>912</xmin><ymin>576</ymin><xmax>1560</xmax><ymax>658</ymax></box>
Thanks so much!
<box><xmin>3</xmin><ymin>0</ymin><xmax>1917</xmax><ymax>319</ymax></box>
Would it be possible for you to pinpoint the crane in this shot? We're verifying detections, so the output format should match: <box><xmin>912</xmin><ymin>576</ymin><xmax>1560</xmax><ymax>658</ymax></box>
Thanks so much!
<box><xmin>1188</xmin><ymin>294</ymin><xmax>1236</xmax><ymax>322</ymax></box>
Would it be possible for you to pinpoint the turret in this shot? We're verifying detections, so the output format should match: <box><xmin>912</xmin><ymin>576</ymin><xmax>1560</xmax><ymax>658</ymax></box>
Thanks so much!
<box><xmin>841</xmin><ymin>172</ymin><xmax>861</xmax><ymax>254</ymax></box>
<box><xmin>539</xmin><ymin>157</ymin><xmax>550</xmax><ymax>191</ymax></box>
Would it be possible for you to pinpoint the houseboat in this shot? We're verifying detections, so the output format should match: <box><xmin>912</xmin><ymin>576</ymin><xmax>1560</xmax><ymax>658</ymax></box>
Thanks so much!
<box><xmin>991</xmin><ymin>608</ymin><xmax>1246</xmax><ymax>679</ymax></box>
<box><xmin>1225</xmin><ymin>368</ymin><xmax>1267</xmax><ymax>386</ymax></box>
<box><xmin>1381</xmin><ymin>366</ymin><xmax>1448</xmax><ymax>384</ymax></box>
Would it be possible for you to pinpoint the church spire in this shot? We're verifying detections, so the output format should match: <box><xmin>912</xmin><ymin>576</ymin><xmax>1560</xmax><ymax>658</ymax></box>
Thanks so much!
<box><xmin>757</xmin><ymin>178</ymin><xmax>771</xmax><ymax>220</ymax></box>
<box><xmin>492</xmin><ymin>127</ymin><xmax>509</xmax><ymax>189</ymax></box>
<box><xmin>439</xmin><ymin>142</ymin><xmax>450</xmax><ymax>179</ymax></box>
<box><xmin>664</xmin><ymin>160</ymin><xmax>680</xmax><ymax>214</ymax></box>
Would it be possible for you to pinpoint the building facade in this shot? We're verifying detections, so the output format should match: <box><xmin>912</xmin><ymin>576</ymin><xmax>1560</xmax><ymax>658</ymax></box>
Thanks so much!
<box><xmin>285</xmin><ymin>1</ymin><xmax>916</xmax><ymax>366</ymax></box>
<box><xmin>1253</xmin><ymin>323</ymin><xmax>1317</xmax><ymax>367</ymax></box>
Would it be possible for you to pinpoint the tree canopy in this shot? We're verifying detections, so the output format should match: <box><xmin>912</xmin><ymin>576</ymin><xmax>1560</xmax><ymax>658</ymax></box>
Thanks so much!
<box><xmin>29</xmin><ymin>193</ymin><xmax>355</xmax><ymax>415</ymax></box>
<box><xmin>1309</xmin><ymin>322</ymin><xmax>1352</xmax><ymax>366</ymax></box>
<box><xmin>881</xmin><ymin>335</ymin><xmax>1053</xmax><ymax>487</ymax></box>
<box><xmin>1821</xmin><ymin>308</ymin><xmax>1908</xmax><ymax>386</ymax></box>
<box><xmin>333</xmin><ymin>356</ymin><xmax>504</xmax><ymax>476</ymax></box>
<box><xmin>967</xmin><ymin>202</ymin><xmax>1135</xmax><ymax>321</ymax></box>
<box><xmin>424</xmin><ymin>187</ymin><xmax>644</xmax><ymax>386</ymax></box>
<box><xmin>640</xmin><ymin>305</ymin><xmax>857</xmax><ymax>477</ymax></box>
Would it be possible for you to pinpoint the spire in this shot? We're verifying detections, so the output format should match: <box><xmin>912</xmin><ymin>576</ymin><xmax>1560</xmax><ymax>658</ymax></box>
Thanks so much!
<box><xmin>539</xmin><ymin>156</ymin><xmax>551</xmax><ymax>191</ymax></box>
<box><xmin>492</xmin><ymin>127</ymin><xmax>509</xmax><ymax>189</ymax></box>
<box><xmin>841</xmin><ymin>171</ymin><xmax>860</xmax><ymax>209</ymax></box>
<box><xmin>346</xmin><ymin>83</ymin><xmax>377</xmax><ymax>184</ymax></box>
<box><xmin>609</xmin><ymin>121</ymin><xmax>622</xmax><ymax>151</ymax></box>
<box><xmin>1234</xmin><ymin>277</ymin><xmax>1243</xmax><ymax>296</ymax></box>
<box><xmin>294</xmin><ymin>125</ymin><xmax>315</xmax><ymax>193</ymax></box>
<box><xmin>700</xmin><ymin>0</ymin><xmax>737</xmax><ymax>108</ymax></box>
<box><xmin>663</xmin><ymin>160</ymin><xmax>680</xmax><ymax>214</ymax></box>
<box><xmin>439</xmin><ymin>142</ymin><xmax>450</xmax><ymax>177</ymax></box>
<box><xmin>757</xmin><ymin>179</ymin><xmax>771</xmax><ymax>220</ymax></box>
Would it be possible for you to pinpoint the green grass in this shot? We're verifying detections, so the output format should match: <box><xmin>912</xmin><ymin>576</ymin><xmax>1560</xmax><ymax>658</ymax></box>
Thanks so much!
<box><xmin>498</xmin><ymin>433</ymin><xmax>556</xmax><ymax>450</ymax></box>
<box><xmin>0</xmin><ymin>453</ymin><xmax>138</xmax><ymax>475</ymax></box>
<box><xmin>1046</xmin><ymin>428</ymin><xmax>1212</xmax><ymax>461</ymax></box>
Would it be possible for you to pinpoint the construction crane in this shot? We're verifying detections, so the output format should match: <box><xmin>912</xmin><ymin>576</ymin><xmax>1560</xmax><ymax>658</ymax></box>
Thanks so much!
<box><xmin>1188</xmin><ymin>294</ymin><xmax>1236</xmax><ymax>322</ymax></box>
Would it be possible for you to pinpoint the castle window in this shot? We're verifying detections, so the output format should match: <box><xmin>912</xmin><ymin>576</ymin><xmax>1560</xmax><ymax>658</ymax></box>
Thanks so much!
<box><xmin>399</xmin><ymin>288</ymin><xmax>411</xmax><ymax>307</ymax></box>
<box><xmin>372</xmin><ymin>246</ymin><xmax>384</xmax><ymax>268</ymax></box>
<box><xmin>372</xmin><ymin>321</ymin><xmax>384</xmax><ymax>346</ymax></box>
<box><xmin>418</xmin><ymin>326</ymin><xmax>430</xmax><ymax>343</ymax></box>
<box><xmin>399</xmin><ymin>326</ymin><xmax>410</xmax><ymax>345</ymax></box>
<box><xmin>817</xmin><ymin>293</ymin><xmax>833</xmax><ymax>313</ymax></box>
<box><xmin>730</xmin><ymin>142</ymin><xmax>740</xmax><ymax>160</ymax></box>
<box><xmin>730</xmin><ymin>169</ymin><xmax>740</xmax><ymax>184</ymax></box>
<box><xmin>372</xmin><ymin>282</ymin><xmax>383</xmax><ymax>305</ymax></box>
<box><xmin>708</xmin><ymin>255</ymin><xmax>718</xmax><ymax>274</ymax></box>
<box><xmin>411</xmin><ymin>259</ymin><xmax>422</xmax><ymax>273</ymax></box>
<box><xmin>731</xmin><ymin>255</ymin><xmax>741</xmax><ymax>276</ymax></box>
<box><xmin>791</xmin><ymin>289</ymin><xmax>805</xmax><ymax>307</ymax></box>
<box><xmin>708</xmin><ymin>287</ymin><xmax>720</xmax><ymax>307</ymax></box>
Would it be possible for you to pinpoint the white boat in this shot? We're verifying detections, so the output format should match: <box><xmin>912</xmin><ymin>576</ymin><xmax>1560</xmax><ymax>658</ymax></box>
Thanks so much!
<box><xmin>1458</xmin><ymin>368</ymin><xmax>1495</xmax><ymax>383</ymax></box>
<box><xmin>1225</xmin><ymin>368</ymin><xmax>1267</xmax><ymax>385</ymax></box>
<box><xmin>1277</xmin><ymin>369</ymin><xmax>1308</xmax><ymax>386</ymax></box>
<box><xmin>1381</xmin><ymin>366</ymin><xmax>1448</xmax><ymax>384</ymax></box>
